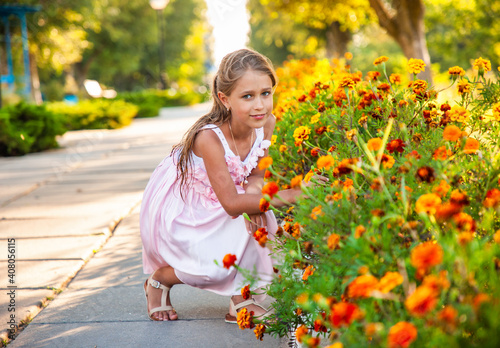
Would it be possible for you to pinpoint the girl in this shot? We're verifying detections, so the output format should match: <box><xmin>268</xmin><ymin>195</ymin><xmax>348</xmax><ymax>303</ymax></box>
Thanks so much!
<box><xmin>140</xmin><ymin>48</ymin><xmax>311</xmax><ymax>322</ymax></box>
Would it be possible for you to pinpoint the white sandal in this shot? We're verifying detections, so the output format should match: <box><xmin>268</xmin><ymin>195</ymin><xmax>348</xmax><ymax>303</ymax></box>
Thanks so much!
<box><xmin>144</xmin><ymin>274</ymin><xmax>177</xmax><ymax>321</ymax></box>
<box><xmin>225</xmin><ymin>298</ymin><xmax>271</xmax><ymax>324</ymax></box>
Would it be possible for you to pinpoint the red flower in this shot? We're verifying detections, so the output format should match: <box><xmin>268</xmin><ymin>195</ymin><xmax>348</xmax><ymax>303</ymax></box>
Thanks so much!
<box><xmin>386</xmin><ymin>139</ymin><xmax>406</xmax><ymax>153</ymax></box>
<box><xmin>259</xmin><ymin>198</ymin><xmax>270</xmax><ymax>212</ymax></box>
<box><xmin>223</xmin><ymin>254</ymin><xmax>237</xmax><ymax>269</ymax></box>
<box><xmin>329</xmin><ymin>302</ymin><xmax>361</xmax><ymax>328</ymax></box>
<box><xmin>241</xmin><ymin>285</ymin><xmax>251</xmax><ymax>300</ymax></box>
<box><xmin>253</xmin><ymin>228</ymin><xmax>268</xmax><ymax>247</ymax></box>
<box><xmin>262</xmin><ymin>182</ymin><xmax>279</xmax><ymax>199</ymax></box>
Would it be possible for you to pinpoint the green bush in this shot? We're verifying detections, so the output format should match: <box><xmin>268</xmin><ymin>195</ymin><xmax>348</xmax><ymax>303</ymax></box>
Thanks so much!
<box><xmin>47</xmin><ymin>99</ymin><xmax>139</xmax><ymax>130</ymax></box>
<box><xmin>116</xmin><ymin>88</ymin><xmax>206</xmax><ymax>118</ymax></box>
<box><xmin>0</xmin><ymin>102</ymin><xmax>66</xmax><ymax>156</ymax></box>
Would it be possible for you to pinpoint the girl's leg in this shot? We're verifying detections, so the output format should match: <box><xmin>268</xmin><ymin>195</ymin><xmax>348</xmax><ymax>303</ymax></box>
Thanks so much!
<box><xmin>145</xmin><ymin>265</ymin><xmax>183</xmax><ymax>321</ymax></box>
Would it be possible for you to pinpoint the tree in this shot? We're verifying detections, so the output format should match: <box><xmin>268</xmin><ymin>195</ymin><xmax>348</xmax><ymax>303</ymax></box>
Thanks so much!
<box><xmin>368</xmin><ymin>0</ymin><xmax>432</xmax><ymax>82</ymax></box>
<box><xmin>259</xmin><ymin>0</ymin><xmax>375</xmax><ymax>58</ymax></box>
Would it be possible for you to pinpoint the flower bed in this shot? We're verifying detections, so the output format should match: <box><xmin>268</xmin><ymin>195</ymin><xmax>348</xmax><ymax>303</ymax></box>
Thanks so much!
<box><xmin>233</xmin><ymin>56</ymin><xmax>500</xmax><ymax>347</ymax></box>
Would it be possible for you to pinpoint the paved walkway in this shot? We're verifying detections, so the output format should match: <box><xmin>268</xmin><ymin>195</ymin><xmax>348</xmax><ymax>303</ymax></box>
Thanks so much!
<box><xmin>0</xmin><ymin>104</ymin><xmax>287</xmax><ymax>347</ymax></box>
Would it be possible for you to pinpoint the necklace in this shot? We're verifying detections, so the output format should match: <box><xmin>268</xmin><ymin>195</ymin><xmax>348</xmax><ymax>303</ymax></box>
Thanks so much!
<box><xmin>228</xmin><ymin>121</ymin><xmax>253</xmax><ymax>185</ymax></box>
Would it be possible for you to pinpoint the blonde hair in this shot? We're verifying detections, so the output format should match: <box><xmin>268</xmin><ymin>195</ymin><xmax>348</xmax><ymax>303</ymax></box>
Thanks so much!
<box><xmin>172</xmin><ymin>48</ymin><xmax>277</xmax><ymax>196</ymax></box>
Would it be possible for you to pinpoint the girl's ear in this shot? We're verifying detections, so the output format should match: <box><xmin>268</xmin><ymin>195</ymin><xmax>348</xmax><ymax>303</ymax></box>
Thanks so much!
<box><xmin>217</xmin><ymin>91</ymin><xmax>229</xmax><ymax>109</ymax></box>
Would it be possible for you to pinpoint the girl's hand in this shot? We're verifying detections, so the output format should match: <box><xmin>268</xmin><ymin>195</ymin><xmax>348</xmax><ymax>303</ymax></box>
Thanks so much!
<box><xmin>302</xmin><ymin>174</ymin><xmax>329</xmax><ymax>188</ymax></box>
<box><xmin>232</xmin><ymin>212</ymin><xmax>267</xmax><ymax>234</ymax></box>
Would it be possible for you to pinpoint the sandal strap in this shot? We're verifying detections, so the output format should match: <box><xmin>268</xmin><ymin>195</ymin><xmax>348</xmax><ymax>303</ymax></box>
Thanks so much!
<box><xmin>149</xmin><ymin>305</ymin><xmax>175</xmax><ymax>317</ymax></box>
<box><xmin>229</xmin><ymin>298</ymin><xmax>268</xmax><ymax>316</ymax></box>
<box><xmin>148</xmin><ymin>275</ymin><xmax>172</xmax><ymax>310</ymax></box>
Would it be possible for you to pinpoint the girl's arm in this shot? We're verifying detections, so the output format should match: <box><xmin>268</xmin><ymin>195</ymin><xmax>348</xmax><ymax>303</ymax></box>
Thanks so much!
<box><xmin>195</xmin><ymin>122</ymin><xmax>302</xmax><ymax>217</ymax></box>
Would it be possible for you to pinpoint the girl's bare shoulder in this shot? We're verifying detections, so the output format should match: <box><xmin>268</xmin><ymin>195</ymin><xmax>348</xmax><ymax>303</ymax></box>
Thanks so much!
<box><xmin>193</xmin><ymin>127</ymin><xmax>224</xmax><ymax>158</ymax></box>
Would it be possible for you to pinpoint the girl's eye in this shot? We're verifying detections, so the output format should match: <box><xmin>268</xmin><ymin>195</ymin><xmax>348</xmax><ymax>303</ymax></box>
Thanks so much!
<box><xmin>262</xmin><ymin>91</ymin><xmax>271</xmax><ymax>96</ymax></box>
<box><xmin>243</xmin><ymin>94</ymin><xmax>252</xmax><ymax>99</ymax></box>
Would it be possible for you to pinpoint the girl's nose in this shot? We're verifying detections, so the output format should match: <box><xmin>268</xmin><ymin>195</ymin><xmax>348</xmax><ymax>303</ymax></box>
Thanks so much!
<box><xmin>255</xmin><ymin>96</ymin><xmax>264</xmax><ymax>110</ymax></box>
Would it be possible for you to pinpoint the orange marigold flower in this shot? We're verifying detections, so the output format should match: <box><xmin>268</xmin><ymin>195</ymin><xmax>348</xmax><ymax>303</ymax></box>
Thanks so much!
<box><xmin>457</xmin><ymin>231</ymin><xmax>474</xmax><ymax>245</ymax></box>
<box><xmin>367</xmin><ymin>137</ymin><xmax>383</xmax><ymax>151</ymax></box>
<box><xmin>304</xmin><ymin>171</ymin><xmax>314</xmax><ymax>182</ymax></box>
<box><xmin>253</xmin><ymin>227</ymin><xmax>268</xmax><ymax>247</ymax></box>
<box><xmin>422</xmin><ymin>271</ymin><xmax>450</xmax><ymax>294</ymax></box>
<box><xmin>435</xmin><ymin>203</ymin><xmax>462</xmax><ymax>221</ymax></box>
<box><xmin>405</xmin><ymin>285</ymin><xmax>438</xmax><ymax>317</ymax></box>
<box><xmin>448</xmin><ymin>105</ymin><xmax>469</xmax><ymax>123</ymax></box>
<box><xmin>390</xmin><ymin>73</ymin><xmax>403</xmax><ymax>84</ymax></box>
<box><xmin>443</xmin><ymin>125</ymin><xmax>462</xmax><ymax>141</ymax></box>
<box><xmin>473</xmin><ymin>57</ymin><xmax>491</xmax><ymax>74</ymax></box>
<box><xmin>437</xmin><ymin>306</ymin><xmax>458</xmax><ymax>326</ymax></box>
<box><xmin>388</xmin><ymin>321</ymin><xmax>418</xmax><ymax>348</ymax></box>
<box><xmin>264</xmin><ymin>170</ymin><xmax>272</xmax><ymax>179</ymax></box>
<box><xmin>457</xmin><ymin>79</ymin><xmax>471</xmax><ymax>95</ymax></box>
<box><xmin>302</xmin><ymin>265</ymin><xmax>315</xmax><ymax>281</ymax></box>
<box><xmin>262</xmin><ymin>182</ymin><xmax>279</xmax><ymax>198</ymax></box>
<box><xmin>410</xmin><ymin>241</ymin><xmax>443</xmax><ymax>272</ymax></box>
<box><xmin>311</xmin><ymin>147</ymin><xmax>321</xmax><ymax>157</ymax></box>
<box><xmin>387</xmin><ymin>139</ymin><xmax>406</xmax><ymax>153</ymax></box>
<box><xmin>290</xmin><ymin>174</ymin><xmax>303</xmax><ymax>188</ymax></box>
<box><xmin>344</xmin><ymin>52</ymin><xmax>353</xmax><ymax>60</ymax></box>
<box><xmin>381</xmin><ymin>154</ymin><xmax>395</xmax><ymax>169</ymax></box>
<box><xmin>254</xmin><ymin>324</ymin><xmax>265</xmax><ymax>341</ymax></box>
<box><xmin>241</xmin><ymin>285</ymin><xmax>251</xmax><ymax>300</ymax></box>
<box><xmin>310</xmin><ymin>205</ymin><xmax>324</xmax><ymax>220</ymax></box>
<box><xmin>346</xmin><ymin>128</ymin><xmax>357</xmax><ymax>141</ymax></box>
<box><xmin>258</xmin><ymin>156</ymin><xmax>273</xmax><ymax>170</ymax></box>
<box><xmin>292</xmin><ymin>222</ymin><xmax>301</xmax><ymax>239</ymax></box>
<box><xmin>317</xmin><ymin>155</ymin><xmax>335</xmax><ymax>170</ymax></box>
<box><xmin>313</xmin><ymin>318</ymin><xmax>327</xmax><ymax>333</ymax></box>
<box><xmin>416</xmin><ymin>166</ymin><xmax>435</xmax><ymax>183</ymax></box>
<box><xmin>279</xmin><ymin>144</ymin><xmax>287</xmax><ymax>153</ymax></box>
<box><xmin>328</xmin><ymin>233</ymin><xmax>341</xmax><ymax>250</ymax></box>
<box><xmin>433</xmin><ymin>180</ymin><xmax>451</xmax><ymax>197</ymax></box>
<box><xmin>237</xmin><ymin>307</ymin><xmax>254</xmax><ymax>329</ymax></box>
<box><xmin>448</xmin><ymin>66</ymin><xmax>465</xmax><ymax>77</ymax></box>
<box><xmin>415</xmin><ymin>193</ymin><xmax>442</xmax><ymax>215</ymax></box>
<box><xmin>223</xmin><ymin>254</ymin><xmax>237</xmax><ymax>269</ymax></box>
<box><xmin>407</xmin><ymin>58</ymin><xmax>426</xmax><ymax>75</ymax></box>
<box><xmin>316</xmin><ymin>126</ymin><xmax>327</xmax><ymax>135</ymax></box>
<box><xmin>453</xmin><ymin>212</ymin><xmax>476</xmax><ymax>232</ymax></box>
<box><xmin>412</xmin><ymin>79</ymin><xmax>428</xmax><ymax>93</ymax></box>
<box><xmin>473</xmin><ymin>293</ymin><xmax>490</xmax><ymax>310</ymax></box>
<box><xmin>463</xmin><ymin>138</ymin><xmax>479</xmax><ymax>154</ymax></box>
<box><xmin>259</xmin><ymin>198</ymin><xmax>270</xmax><ymax>212</ymax></box>
<box><xmin>295</xmin><ymin>325</ymin><xmax>309</xmax><ymax>343</ymax></box>
<box><xmin>374</xmin><ymin>56</ymin><xmax>389</xmax><ymax>65</ymax></box>
<box><xmin>433</xmin><ymin>146</ymin><xmax>452</xmax><ymax>160</ymax></box>
<box><xmin>494</xmin><ymin>230</ymin><xmax>500</xmax><ymax>244</ymax></box>
<box><xmin>367</xmin><ymin>71</ymin><xmax>381</xmax><ymax>81</ymax></box>
<box><xmin>306</xmin><ymin>337</ymin><xmax>321</xmax><ymax>348</ymax></box>
<box><xmin>355</xmin><ymin>225</ymin><xmax>366</xmax><ymax>238</ymax></box>
<box><xmin>377</xmin><ymin>272</ymin><xmax>403</xmax><ymax>293</ymax></box>
<box><xmin>450</xmin><ymin>189</ymin><xmax>469</xmax><ymax>206</ymax></box>
<box><xmin>348</xmin><ymin>275</ymin><xmax>379</xmax><ymax>298</ymax></box>
<box><xmin>339</xmin><ymin>76</ymin><xmax>355</xmax><ymax>89</ymax></box>
<box><xmin>365</xmin><ymin>323</ymin><xmax>383</xmax><ymax>339</ymax></box>
<box><xmin>329</xmin><ymin>302</ymin><xmax>361</xmax><ymax>328</ymax></box>
<box><xmin>483</xmin><ymin>188</ymin><xmax>500</xmax><ymax>208</ymax></box>
<box><xmin>293</xmin><ymin>126</ymin><xmax>311</xmax><ymax>145</ymax></box>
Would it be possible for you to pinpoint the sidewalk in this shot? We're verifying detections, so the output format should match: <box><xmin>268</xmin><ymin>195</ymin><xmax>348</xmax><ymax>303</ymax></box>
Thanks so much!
<box><xmin>0</xmin><ymin>104</ymin><xmax>286</xmax><ymax>347</ymax></box>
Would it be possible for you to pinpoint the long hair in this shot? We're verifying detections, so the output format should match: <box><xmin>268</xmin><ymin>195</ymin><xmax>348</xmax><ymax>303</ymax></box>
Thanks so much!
<box><xmin>171</xmin><ymin>48</ymin><xmax>277</xmax><ymax>197</ymax></box>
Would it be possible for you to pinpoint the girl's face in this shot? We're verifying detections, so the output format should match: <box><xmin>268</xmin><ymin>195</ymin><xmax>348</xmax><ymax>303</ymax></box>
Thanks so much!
<box><xmin>219</xmin><ymin>70</ymin><xmax>274</xmax><ymax>130</ymax></box>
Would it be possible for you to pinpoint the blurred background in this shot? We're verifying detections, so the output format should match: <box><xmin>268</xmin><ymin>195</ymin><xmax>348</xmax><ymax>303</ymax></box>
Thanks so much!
<box><xmin>0</xmin><ymin>0</ymin><xmax>498</xmax><ymax>105</ymax></box>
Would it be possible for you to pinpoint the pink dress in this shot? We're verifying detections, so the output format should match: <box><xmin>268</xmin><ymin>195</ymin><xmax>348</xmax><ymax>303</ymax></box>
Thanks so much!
<box><xmin>140</xmin><ymin>124</ymin><xmax>277</xmax><ymax>296</ymax></box>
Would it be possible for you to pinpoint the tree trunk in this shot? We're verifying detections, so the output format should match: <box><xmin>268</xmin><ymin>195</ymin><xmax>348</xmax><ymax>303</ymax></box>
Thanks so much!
<box><xmin>368</xmin><ymin>0</ymin><xmax>433</xmax><ymax>84</ymax></box>
<box><xmin>325</xmin><ymin>21</ymin><xmax>352</xmax><ymax>59</ymax></box>
<box><xmin>29</xmin><ymin>52</ymin><xmax>43</xmax><ymax>105</ymax></box>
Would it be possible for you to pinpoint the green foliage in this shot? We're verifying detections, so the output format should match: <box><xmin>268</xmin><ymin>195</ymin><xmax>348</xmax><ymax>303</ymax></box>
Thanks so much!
<box><xmin>0</xmin><ymin>102</ymin><xmax>66</xmax><ymax>156</ymax></box>
<box><xmin>47</xmin><ymin>99</ymin><xmax>138</xmax><ymax>130</ymax></box>
<box><xmin>116</xmin><ymin>89</ymin><xmax>207</xmax><ymax>118</ymax></box>
<box><xmin>240</xmin><ymin>57</ymin><xmax>500</xmax><ymax>346</ymax></box>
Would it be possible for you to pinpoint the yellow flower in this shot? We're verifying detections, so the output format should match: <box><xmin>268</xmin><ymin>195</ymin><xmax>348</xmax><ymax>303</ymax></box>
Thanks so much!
<box><xmin>473</xmin><ymin>57</ymin><xmax>491</xmax><ymax>74</ymax></box>
<box><xmin>448</xmin><ymin>66</ymin><xmax>465</xmax><ymax>78</ymax></box>
<box><xmin>346</xmin><ymin>128</ymin><xmax>357</xmax><ymax>140</ymax></box>
<box><xmin>311</xmin><ymin>113</ymin><xmax>321</xmax><ymax>124</ymax></box>
<box><xmin>279</xmin><ymin>144</ymin><xmax>287</xmax><ymax>153</ymax></box>
<box><xmin>293</xmin><ymin>126</ymin><xmax>311</xmax><ymax>145</ymax></box>
<box><xmin>367</xmin><ymin>138</ymin><xmax>383</xmax><ymax>151</ymax></box>
<box><xmin>492</xmin><ymin>102</ymin><xmax>500</xmax><ymax>121</ymax></box>
<box><xmin>374</xmin><ymin>56</ymin><xmax>389</xmax><ymax>65</ymax></box>
<box><xmin>390</xmin><ymin>73</ymin><xmax>402</xmax><ymax>84</ymax></box>
<box><xmin>407</xmin><ymin>58</ymin><xmax>426</xmax><ymax>75</ymax></box>
<box><xmin>457</xmin><ymin>79</ymin><xmax>471</xmax><ymax>95</ymax></box>
<box><xmin>415</xmin><ymin>193</ymin><xmax>442</xmax><ymax>215</ymax></box>
<box><xmin>339</xmin><ymin>76</ymin><xmax>355</xmax><ymax>89</ymax></box>
<box><xmin>304</xmin><ymin>171</ymin><xmax>314</xmax><ymax>182</ymax></box>
<box><xmin>271</xmin><ymin>135</ymin><xmax>277</xmax><ymax>146</ymax></box>
<box><xmin>448</xmin><ymin>105</ymin><xmax>470</xmax><ymax>123</ymax></box>
<box><xmin>494</xmin><ymin>230</ymin><xmax>500</xmax><ymax>244</ymax></box>
<box><xmin>290</xmin><ymin>175</ymin><xmax>303</xmax><ymax>188</ymax></box>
